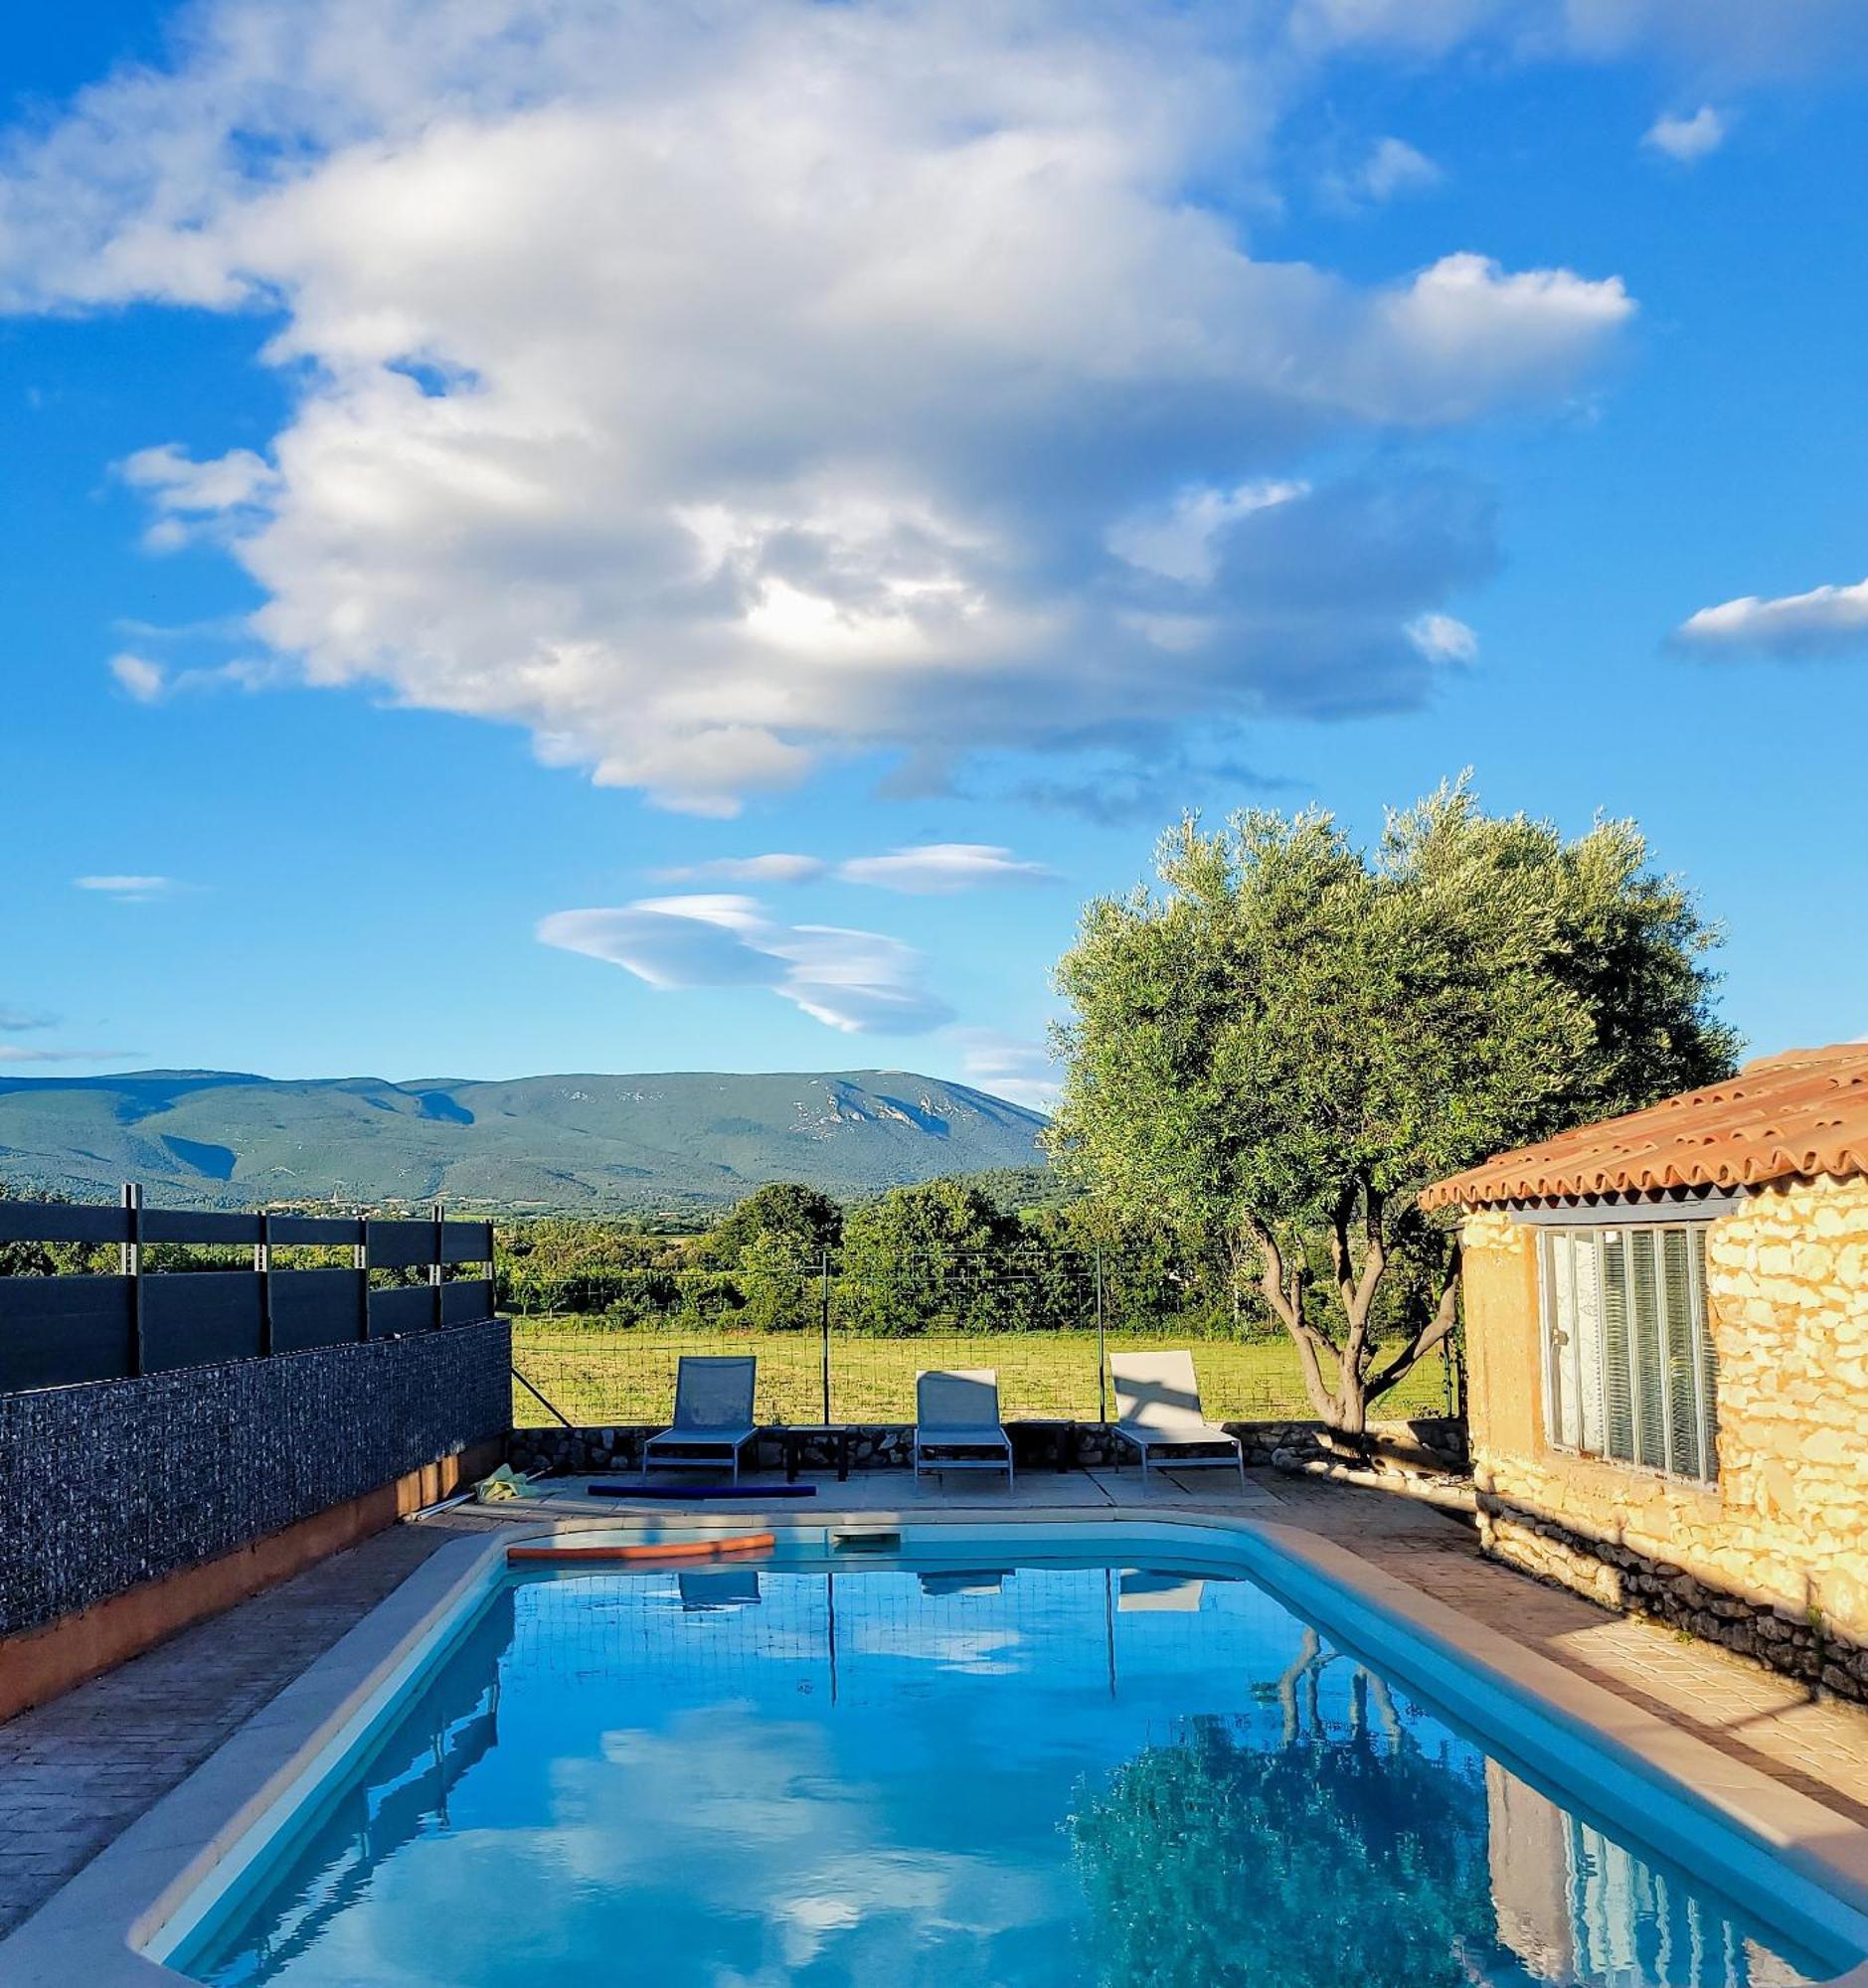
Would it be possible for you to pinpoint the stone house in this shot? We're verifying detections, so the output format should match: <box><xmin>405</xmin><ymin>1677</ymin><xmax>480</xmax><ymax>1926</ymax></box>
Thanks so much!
<box><xmin>1422</xmin><ymin>1044</ymin><xmax>1868</xmax><ymax>1703</ymax></box>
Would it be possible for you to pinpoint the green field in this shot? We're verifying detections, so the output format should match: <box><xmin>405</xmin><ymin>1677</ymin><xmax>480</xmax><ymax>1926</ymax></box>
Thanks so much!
<box><xmin>511</xmin><ymin>1320</ymin><xmax>1453</xmax><ymax>1427</ymax></box>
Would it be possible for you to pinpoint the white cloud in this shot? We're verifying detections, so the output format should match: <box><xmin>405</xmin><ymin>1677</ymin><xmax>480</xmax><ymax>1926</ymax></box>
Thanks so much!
<box><xmin>650</xmin><ymin>854</ymin><xmax>829</xmax><ymax>886</ymax></box>
<box><xmin>0</xmin><ymin>0</ymin><xmax>1635</xmax><ymax>813</ymax></box>
<box><xmin>109</xmin><ymin>652</ymin><xmax>167</xmax><ymax>701</ymax></box>
<box><xmin>1555</xmin><ymin>1</ymin><xmax>1868</xmax><ymax>81</ymax></box>
<box><xmin>0</xmin><ymin>1044</ymin><xmax>133</xmax><ymax>1065</ymax></box>
<box><xmin>1674</xmin><ymin>577</ymin><xmax>1868</xmax><ymax>659</ymax></box>
<box><xmin>120</xmin><ymin>443</ymin><xmax>280</xmax><ymax>550</ymax></box>
<box><xmin>0</xmin><ymin>1006</ymin><xmax>53</xmax><ymax>1032</ymax></box>
<box><xmin>1320</xmin><ymin>135</ymin><xmax>1443</xmax><ymax>211</ymax></box>
<box><xmin>652</xmin><ymin>842</ymin><xmax>1056</xmax><ymax>894</ymax></box>
<box><xmin>1107</xmin><ymin>481</ymin><xmax>1308</xmax><ymax>586</ymax></box>
<box><xmin>538</xmin><ymin>896</ymin><xmax>952</xmax><ymax>1035</ymax></box>
<box><xmin>106</xmin><ymin>647</ymin><xmax>280</xmax><ymax>700</ymax></box>
<box><xmin>1361</xmin><ymin>135</ymin><xmax>1444</xmax><ymax>200</ymax></box>
<box><xmin>74</xmin><ymin>874</ymin><xmax>177</xmax><ymax>902</ymax></box>
<box><xmin>1643</xmin><ymin>106</ymin><xmax>1726</xmax><ymax>163</ymax></box>
<box><xmin>1294</xmin><ymin>0</ymin><xmax>1868</xmax><ymax>80</ymax></box>
<box><xmin>1354</xmin><ymin>254</ymin><xmax>1632</xmax><ymax>422</ymax></box>
<box><xmin>943</xmin><ymin>1027</ymin><xmax>1061</xmax><ymax>1110</ymax></box>
<box><xmin>1406</xmin><ymin>611</ymin><xmax>1479</xmax><ymax>665</ymax></box>
<box><xmin>836</xmin><ymin>845</ymin><xmax>1058</xmax><ymax>895</ymax></box>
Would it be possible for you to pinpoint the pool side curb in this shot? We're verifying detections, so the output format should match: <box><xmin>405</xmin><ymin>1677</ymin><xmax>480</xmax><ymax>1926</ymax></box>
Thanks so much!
<box><xmin>1</xmin><ymin>1503</ymin><xmax>1864</xmax><ymax>1987</ymax></box>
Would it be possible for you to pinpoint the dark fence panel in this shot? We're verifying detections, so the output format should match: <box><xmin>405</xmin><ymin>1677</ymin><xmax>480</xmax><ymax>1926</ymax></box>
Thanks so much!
<box><xmin>364</xmin><ymin>1220</ymin><xmax>439</xmax><ymax>1270</ymax></box>
<box><xmin>442</xmin><ymin>1278</ymin><xmax>494</xmax><ymax>1325</ymax></box>
<box><xmin>0</xmin><ymin>1276</ymin><xmax>134</xmax><ymax>1392</ymax></box>
<box><xmin>0</xmin><ymin>1202</ymin><xmax>129</xmax><ymax>1246</ymax></box>
<box><xmin>1</xmin><ymin>1195</ymin><xmax>497</xmax><ymax>1395</ymax></box>
<box><xmin>141</xmin><ymin>1209</ymin><xmax>262</xmax><ymax>1246</ymax></box>
<box><xmin>369</xmin><ymin>1283</ymin><xmax>438</xmax><ymax>1338</ymax></box>
<box><xmin>364</xmin><ymin>1219</ymin><xmax>491</xmax><ymax>1268</ymax></box>
<box><xmin>267</xmin><ymin>1216</ymin><xmax>364</xmax><ymax>1247</ymax></box>
<box><xmin>439</xmin><ymin>1222</ymin><xmax>493</xmax><ymax>1265</ymax></box>
<box><xmin>269</xmin><ymin>1267</ymin><xmax>368</xmax><ymax>1353</ymax></box>
<box><xmin>143</xmin><ymin>1272</ymin><xmax>264</xmax><ymax>1372</ymax></box>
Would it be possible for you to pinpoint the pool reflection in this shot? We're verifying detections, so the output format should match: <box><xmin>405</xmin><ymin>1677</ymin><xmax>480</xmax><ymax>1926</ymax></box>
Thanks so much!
<box><xmin>180</xmin><ymin>1567</ymin><xmax>1833</xmax><ymax>1988</ymax></box>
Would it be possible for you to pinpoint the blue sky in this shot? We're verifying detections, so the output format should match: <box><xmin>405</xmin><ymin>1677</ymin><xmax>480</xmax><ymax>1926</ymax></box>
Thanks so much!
<box><xmin>4</xmin><ymin>1</ymin><xmax>1867</xmax><ymax>1107</ymax></box>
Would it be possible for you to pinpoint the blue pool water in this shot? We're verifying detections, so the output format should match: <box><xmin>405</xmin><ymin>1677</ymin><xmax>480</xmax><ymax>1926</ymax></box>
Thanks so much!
<box><xmin>172</xmin><ymin>1556</ymin><xmax>1844</xmax><ymax>1988</ymax></box>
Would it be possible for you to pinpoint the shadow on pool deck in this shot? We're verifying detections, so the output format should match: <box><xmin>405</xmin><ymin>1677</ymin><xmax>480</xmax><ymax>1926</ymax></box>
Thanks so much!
<box><xmin>0</xmin><ymin>1464</ymin><xmax>1862</xmax><ymax>1944</ymax></box>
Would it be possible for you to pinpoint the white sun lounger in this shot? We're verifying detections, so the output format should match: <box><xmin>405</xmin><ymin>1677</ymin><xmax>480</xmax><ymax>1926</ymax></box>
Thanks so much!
<box><xmin>914</xmin><ymin>1369</ymin><xmax>1014</xmax><ymax>1486</ymax></box>
<box><xmin>1108</xmin><ymin>1350</ymin><xmax>1245</xmax><ymax>1486</ymax></box>
<box><xmin>642</xmin><ymin>1355</ymin><xmax>759</xmax><ymax>1484</ymax></box>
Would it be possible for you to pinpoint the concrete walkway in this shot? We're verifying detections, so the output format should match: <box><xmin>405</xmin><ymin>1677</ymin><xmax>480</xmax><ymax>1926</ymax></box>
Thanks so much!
<box><xmin>2</xmin><ymin>1467</ymin><xmax>1864</xmax><ymax>1941</ymax></box>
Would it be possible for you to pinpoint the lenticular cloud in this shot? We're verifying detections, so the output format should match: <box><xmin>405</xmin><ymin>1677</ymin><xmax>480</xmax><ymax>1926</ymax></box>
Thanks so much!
<box><xmin>0</xmin><ymin>0</ymin><xmax>1634</xmax><ymax>811</ymax></box>
<box><xmin>538</xmin><ymin>899</ymin><xmax>954</xmax><ymax>1035</ymax></box>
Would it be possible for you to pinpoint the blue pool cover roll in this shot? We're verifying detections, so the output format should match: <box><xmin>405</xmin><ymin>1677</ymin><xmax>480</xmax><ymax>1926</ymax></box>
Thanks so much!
<box><xmin>587</xmin><ymin>1482</ymin><xmax>817</xmax><ymax>1500</ymax></box>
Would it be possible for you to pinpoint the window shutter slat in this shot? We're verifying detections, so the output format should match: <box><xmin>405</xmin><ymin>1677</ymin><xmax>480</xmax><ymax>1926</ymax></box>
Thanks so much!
<box><xmin>1600</xmin><ymin>1232</ymin><xmax>1635</xmax><ymax>1464</ymax></box>
<box><xmin>1662</xmin><ymin>1229</ymin><xmax>1701</xmax><ymax>1479</ymax></box>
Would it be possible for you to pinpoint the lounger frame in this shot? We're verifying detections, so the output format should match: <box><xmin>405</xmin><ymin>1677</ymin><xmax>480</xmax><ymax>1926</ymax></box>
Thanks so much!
<box><xmin>913</xmin><ymin>1368</ymin><xmax>1015</xmax><ymax>1487</ymax></box>
<box><xmin>642</xmin><ymin>1354</ymin><xmax>759</xmax><ymax>1485</ymax></box>
<box><xmin>1107</xmin><ymin>1350</ymin><xmax>1247</xmax><ymax>1488</ymax></box>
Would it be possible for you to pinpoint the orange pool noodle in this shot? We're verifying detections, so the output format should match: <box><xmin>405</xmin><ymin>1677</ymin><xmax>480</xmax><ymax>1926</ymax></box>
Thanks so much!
<box><xmin>507</xmin><ymin>1534</ymin><xmax>775</xmax><ymax>1565</ymax></box>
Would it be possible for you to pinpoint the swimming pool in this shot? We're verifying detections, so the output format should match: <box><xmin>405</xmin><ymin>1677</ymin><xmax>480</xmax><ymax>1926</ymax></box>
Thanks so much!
<box><xmin>150</xmin><ymin>1528</ymin><xmax>1865</xmax><ymax>1988</ymax></box>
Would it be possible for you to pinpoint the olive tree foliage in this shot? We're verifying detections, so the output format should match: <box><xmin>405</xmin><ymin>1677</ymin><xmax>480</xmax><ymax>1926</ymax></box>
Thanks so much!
<box><xmin>1047</xmin><ymin>783</ymin><xmax>1737</xmax><ymax>1433</ymax></box>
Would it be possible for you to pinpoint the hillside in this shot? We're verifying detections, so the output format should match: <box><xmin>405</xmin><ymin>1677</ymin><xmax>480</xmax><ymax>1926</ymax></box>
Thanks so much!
<box><xmin>0</xmin><ymin>1069</ymin><xmax>1049</xmax><ymax>1213</ymax></box>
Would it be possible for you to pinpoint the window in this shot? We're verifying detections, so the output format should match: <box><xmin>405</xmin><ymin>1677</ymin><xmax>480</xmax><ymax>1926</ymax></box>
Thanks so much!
<box><xmin>1538</xmin><ymin>1223</ymin><xmax>1718</xmax><ymax>1483</ymax></box>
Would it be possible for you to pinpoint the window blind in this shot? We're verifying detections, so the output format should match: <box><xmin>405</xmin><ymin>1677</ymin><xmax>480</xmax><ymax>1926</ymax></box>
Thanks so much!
<box><xmin>1539</xmin><ymin>1223</ymin><xmax>1718</xmax><ymax>1485</ymax></box>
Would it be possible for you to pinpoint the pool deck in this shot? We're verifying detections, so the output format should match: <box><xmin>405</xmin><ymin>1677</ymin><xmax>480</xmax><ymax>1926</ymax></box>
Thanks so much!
<box><xmin>2</xmin><ymin>1462</ymin><xmax>1865</xmax><ymax>1948</ymax></box>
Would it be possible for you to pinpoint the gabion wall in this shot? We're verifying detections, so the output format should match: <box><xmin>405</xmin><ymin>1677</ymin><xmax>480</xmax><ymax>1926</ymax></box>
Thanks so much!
<box><xmin>0</xmin><ymin>1316</ymin><xmax>511</xmax><ymax>1637</ymax></box>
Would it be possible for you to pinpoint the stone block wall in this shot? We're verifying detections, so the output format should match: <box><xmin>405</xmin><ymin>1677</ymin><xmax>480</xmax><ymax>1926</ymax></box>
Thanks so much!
<box><xmin>0</xmin><ymin>1316</ymin><xmax>512</xmax><ymax>1637</ymax></box>
<box><xmin>1462</xmin><ymin>1179</ymin><xmax>1868</xmax><ymax>1703</ymax></box>
<box><xmin>509</xmin><ymin>1413</ymin><xmax>1467</xmax><ymax>1481</ymax></box>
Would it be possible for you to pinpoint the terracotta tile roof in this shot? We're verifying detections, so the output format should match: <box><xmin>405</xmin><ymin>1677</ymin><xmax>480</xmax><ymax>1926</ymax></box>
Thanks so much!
<box><xmin>1420</xmin><ymin>1043</ymin><xmax>1868</xmax><ymax>1210</ymax></box>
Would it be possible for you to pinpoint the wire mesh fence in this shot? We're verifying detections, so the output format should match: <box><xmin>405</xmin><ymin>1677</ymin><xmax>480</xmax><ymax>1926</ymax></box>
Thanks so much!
<box><xmin>509</xmin><ymin>1319</ymin><xmax>1455</xmax><ymax>1427</ymax></box>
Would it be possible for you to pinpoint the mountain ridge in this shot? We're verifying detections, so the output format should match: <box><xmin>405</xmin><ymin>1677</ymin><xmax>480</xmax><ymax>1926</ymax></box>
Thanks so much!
<box><xmin>0</xmin><ymin>1068</ymin><xmax>1050</xmax><ymax>1213</ymax></box>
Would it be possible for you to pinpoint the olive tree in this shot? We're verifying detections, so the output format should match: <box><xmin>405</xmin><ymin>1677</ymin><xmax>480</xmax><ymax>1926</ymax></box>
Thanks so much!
<box><xmin>1048</xmin><ymin>782</ymin><xmax>1736</xmax><ymax>1434</ymax></box>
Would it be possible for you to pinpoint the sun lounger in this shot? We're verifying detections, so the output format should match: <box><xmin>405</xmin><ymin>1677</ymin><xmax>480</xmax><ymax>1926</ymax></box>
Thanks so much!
<box><xmin>642</xmin><ymin>1354</ymin><xmax>759</xmax><ymax>1484</ymax></box>
<box><xmin>1108</xmin><ymin>1350</ymin><xmax>1245</xmax><ymax>1486</ymax></box>
<box><xmin>914</xmin><ymin>1369</ymin><xmax>1014</xmax><ymax>1486</ymax></box>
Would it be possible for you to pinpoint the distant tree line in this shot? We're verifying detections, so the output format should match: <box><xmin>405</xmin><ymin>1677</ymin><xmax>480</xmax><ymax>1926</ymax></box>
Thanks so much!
<box><xmin>493</xmin><ymin>1176</ymin><xmax>1279</xmax><ymax>1339</ymax></box>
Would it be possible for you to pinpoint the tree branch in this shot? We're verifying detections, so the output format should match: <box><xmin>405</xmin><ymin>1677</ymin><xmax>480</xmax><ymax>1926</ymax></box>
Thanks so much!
<box><xmin>1365</xmin><ymin>1236</ymin><xmax>1462</xmax><ymax>1404</ymax></box>
<box><xmin>1244</xmin><ymin>1209</ymin><xmax>1335</xmax><ymax>1420</ymax></box>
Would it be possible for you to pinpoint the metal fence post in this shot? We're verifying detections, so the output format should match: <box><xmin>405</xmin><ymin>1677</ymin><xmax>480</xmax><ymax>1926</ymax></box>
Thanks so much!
<box><xmin>121</xmin><ymin>1182</ymin><xmax>144</xmax><ymax>1378</ymax></box>
<box><xmin>819</xmin><ymin>1250</ymin><xmax>833</xmax><ymax>1424</ymax></box>
<box><xmin>256</xmin><ymin>1211</ymin><xmax>274</xmax><ymax>1356</ymax></box>
<box><xmin>430</xmin><ymin>1198</ymin><xmax>445</xmax><ymax>1330</ymax></box>
<box><xmin>1095</xmin><ymin>1242</ymin><xmax>1106</xmax><ymax>1424</ymax></box>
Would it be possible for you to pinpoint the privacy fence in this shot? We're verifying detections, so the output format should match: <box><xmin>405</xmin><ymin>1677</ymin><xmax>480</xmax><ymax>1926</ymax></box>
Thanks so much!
<box><xmin>0</xmin><ymin>1189</ymin><xmax>495</xmax><ymax>1393</ymax></box>
<box><xmin>0</xmin><ymin>1191</ymin><xmax>509</xmax><ymax>1663</ymax></box>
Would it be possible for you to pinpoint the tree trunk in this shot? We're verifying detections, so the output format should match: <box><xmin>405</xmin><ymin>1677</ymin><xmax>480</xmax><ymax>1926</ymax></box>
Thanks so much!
<box><xmin>1242</xmin><ymin>1212</ymin><xmax>1337</xmax><ymax>1422</ymax></box>
<box><xmin>1362</xmin><ymin>1240</ymin><xmax>1463</xmax><ymax>1413</ymax></box>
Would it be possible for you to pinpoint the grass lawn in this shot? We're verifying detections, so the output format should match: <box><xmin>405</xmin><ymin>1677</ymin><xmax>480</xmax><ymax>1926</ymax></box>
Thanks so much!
<box><xmin>511</xmin><ymin>1319</ymin><xmax>1453</xmax><ymax>1427</ymax></box>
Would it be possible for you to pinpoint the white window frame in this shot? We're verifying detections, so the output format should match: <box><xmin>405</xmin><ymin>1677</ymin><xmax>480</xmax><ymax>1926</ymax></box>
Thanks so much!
<box><xmin>1536</xmin><ymin>1220</ymin><xmax>1718</xmax><ymax>1486</ymax></box>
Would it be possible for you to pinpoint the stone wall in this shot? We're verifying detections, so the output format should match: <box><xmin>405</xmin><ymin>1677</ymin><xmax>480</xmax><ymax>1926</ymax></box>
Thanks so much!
<box><xmin>1462</xmin><ymin>1178</ymin><xmax>1868</xmax><ymax>1703</ymax></box>
<box><xmin>1476</xmin><ymin>1495</ymin><xmax>1866</xmax><ymax>1701</ymax></box>
<box><xmin>0</xmin><ymin>1316</ymin><xmax>512</xmax><ymax>1637</ymax></box>
<box><xmin>509</xmin><ymin>1413</ymin><xmax>1467</xmax><ymax>1480</ymax></box>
